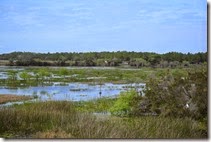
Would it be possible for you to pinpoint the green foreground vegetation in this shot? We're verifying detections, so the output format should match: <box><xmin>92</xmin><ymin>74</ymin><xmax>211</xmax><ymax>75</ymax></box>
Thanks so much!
<box><xmin>0</xmin><ymin>101</ymin><xmax>206</xmax><ymax>138</ymax></box>
<box><xmin>0</xmin><ymin>63</ymin><xmax>207</xmax><ymax>139</ymax></box>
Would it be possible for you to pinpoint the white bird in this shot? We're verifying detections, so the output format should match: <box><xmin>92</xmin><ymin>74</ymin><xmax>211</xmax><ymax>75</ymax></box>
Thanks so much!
<box><xmin>185</xmin><ymin>103</ymin><xmax>189</xmax><ymax>108</ymax></box>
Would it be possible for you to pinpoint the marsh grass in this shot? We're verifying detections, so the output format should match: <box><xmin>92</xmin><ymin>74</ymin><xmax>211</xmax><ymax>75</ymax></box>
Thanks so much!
<box><xmin>75</xmin><ymin>97</ymin><xmax>117</xmax><ymax>112</ymax></box>
<box><xmin>0</xmin><ymin>101</ymin><xmax>206</xmax><ymax>139</ymax></box>
<box><xmin>0</xmin><ymin>67</ymin><xmax>190</xmax><ymax>87</ymax></box>
<box><xmin>0</xmin><ymin>101</ymin><xmax>77</xmax><ymax>138</ymax></box>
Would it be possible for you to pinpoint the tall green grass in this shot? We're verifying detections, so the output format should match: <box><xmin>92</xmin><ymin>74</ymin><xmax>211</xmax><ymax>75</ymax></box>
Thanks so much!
<box><xmin>75</xmin><ymin>97</ymin><xmax>116</xmax><ymax>112</ymax></box>
<box><xmin>0</xmin><ymin>101</ymin><xmax>206</xmax><ymax>138</ymax></box>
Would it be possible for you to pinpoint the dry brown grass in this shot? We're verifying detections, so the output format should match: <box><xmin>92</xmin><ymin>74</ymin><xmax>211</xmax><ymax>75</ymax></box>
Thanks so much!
<box><xmin>0</xmin><ymin>94</ymin><xmax>32</xmax><ymax>104</ymax></box>
<box><xmin>0</xmin><ymin>60</ymin><xmax>9</xmax><ymax>65</ymax></box>
<box><xmin>33</xmin><ymin>128</ymin><xmax>74</xmax><ymax>138</ymax></box>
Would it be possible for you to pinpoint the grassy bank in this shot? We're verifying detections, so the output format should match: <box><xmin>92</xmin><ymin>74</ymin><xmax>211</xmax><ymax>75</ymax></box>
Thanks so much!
<box><xmin>0</xmin><ymin>101</ymin><xmax>206</xmax><ymax>139</ymax></box>
<box><xmin>0</xmin><ymin>94</ymin><xmax>32</xmax><ymax>104</ymax></box>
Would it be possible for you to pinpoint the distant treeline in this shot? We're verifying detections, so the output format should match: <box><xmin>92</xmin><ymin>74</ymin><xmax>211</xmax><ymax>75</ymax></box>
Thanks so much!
<box><xmin>0</xmin><ymin>51</ymin><xmax>207</xmax><ymax>67</ymax></box>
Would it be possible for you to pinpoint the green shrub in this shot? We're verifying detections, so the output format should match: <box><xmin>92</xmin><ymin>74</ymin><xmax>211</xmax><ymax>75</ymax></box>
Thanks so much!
<box><xmin>75</xmin><ymin>97</ymin><xmax>116</xmax><ymax>112</ymax></box>
<box><xmin>109</xmin><ymin>90</ymin><xmax>138</xmax><ymax>116</ymax></box>
<box><xmin>143</xmin><ymin>67</ymin><xmax>207</xmax><ymax>120</ymax></box>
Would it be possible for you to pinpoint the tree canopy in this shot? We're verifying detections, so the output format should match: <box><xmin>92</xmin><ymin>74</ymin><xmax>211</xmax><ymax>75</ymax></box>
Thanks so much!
<box><xmin>0</xmin><ymin>51</ymin><xmax>207</xmax><ymax>67</ymax></box>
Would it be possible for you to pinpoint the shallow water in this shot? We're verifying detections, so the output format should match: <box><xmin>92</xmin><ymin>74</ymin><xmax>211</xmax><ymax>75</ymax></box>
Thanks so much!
<box><xmin>0</xmin><ymin>66</ymin><xmax>145</xmax><ymax>102</ymax></box>
<box><xmin>0</xmin><ymin>82</ymin><xmax>145</xmax><ymax>101</ymax></box>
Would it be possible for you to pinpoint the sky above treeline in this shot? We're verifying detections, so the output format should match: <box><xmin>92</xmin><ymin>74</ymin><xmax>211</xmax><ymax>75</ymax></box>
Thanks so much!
<box><xmin>0</xmin><ymin>0</ymin><xmax>207</xmax><ymax>54</ymax></box>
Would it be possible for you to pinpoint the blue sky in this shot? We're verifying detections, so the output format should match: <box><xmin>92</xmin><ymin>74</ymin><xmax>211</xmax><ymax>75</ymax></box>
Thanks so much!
<box><xmin>0</xmin><ymin>0</ymin><xmax>207</xmax><ymax>54</ymax></box>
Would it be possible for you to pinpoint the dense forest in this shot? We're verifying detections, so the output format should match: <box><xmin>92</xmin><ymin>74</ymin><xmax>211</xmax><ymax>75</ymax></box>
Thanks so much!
<box><xmin>0</xmin><ymin>51</ymin><xmax>207</xmax><ymax>67</ymax></box>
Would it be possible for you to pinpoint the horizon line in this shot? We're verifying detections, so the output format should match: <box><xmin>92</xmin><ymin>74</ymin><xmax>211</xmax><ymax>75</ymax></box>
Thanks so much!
<box><xmin>0</xmin><ymin>50</ymin><xmax>207</xmax><ymax>55</ymax></box>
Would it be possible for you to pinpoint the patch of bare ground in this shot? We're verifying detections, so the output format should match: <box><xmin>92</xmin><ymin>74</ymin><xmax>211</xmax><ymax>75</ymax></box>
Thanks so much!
<box><xmin>0</xmin><ymin>94</ymin><xmax>32</xmax><ymax>104</ymax></box>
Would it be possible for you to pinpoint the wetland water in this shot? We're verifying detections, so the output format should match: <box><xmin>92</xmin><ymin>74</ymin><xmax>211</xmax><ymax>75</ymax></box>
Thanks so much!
<box><xmin>0</xmin><ymin>82</ymin><xmax>145</xmax><ymax>101</ymax></box>
<box><xmin>0</xmin><ymin>66</ymin><xmax>145</xmax><ymax>102</ymax></box>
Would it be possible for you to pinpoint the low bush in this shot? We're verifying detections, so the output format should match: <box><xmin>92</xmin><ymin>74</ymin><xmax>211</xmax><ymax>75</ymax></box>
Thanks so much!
<box><xmin>109</xmin><ymin>90</ymin><xmax>138</xmax><ymax>116</ymax></box>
